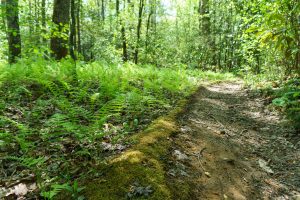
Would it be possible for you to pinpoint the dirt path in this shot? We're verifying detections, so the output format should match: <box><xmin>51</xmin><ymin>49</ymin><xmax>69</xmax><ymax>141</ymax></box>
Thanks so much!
<box><xmin>167</xmin><ymin>82</ymin><xmax>299</xmax><ymax>200</ymax></box>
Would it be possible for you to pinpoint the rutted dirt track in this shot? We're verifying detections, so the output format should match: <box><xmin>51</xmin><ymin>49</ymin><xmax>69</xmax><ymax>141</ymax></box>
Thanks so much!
<box><xmin>167</xmin><ymin>82</ymin><xmax>300</xmax><ymax>200</ymax></box>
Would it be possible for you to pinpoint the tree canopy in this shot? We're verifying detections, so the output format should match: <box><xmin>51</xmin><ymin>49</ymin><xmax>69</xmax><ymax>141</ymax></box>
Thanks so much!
<box><xmin>0</xmin><ymin>0</ymin><xmax>298</xmax><ymax>75</ymax></box>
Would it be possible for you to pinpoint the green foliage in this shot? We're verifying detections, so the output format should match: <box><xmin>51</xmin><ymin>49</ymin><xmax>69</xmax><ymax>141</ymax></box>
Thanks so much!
<box><xmin>40</xmin><ymin>184</ymin><xmax>64</xmax><ymax>200</ymax></box>
<box><xmin>244</xmin><ymin>72</ymin><xmax>300</xmax><ymax>130</ymax></box>
<box><xmin>40</xmin><ymin>181</ymin><xmax>85</xmax><ymax>200</ymax></box>
<box><xmin>1</xmin><ymin>59</ymin><xmax>232</xmax><ymax>198</ymax></box>
<box><xmin>4</xmin><ymin>156</ymin><xmax>46</xmax><ymax>168</ymax></box>
<box><xmin>126</xmin><ymin>182</ymin><xmax>153</xmax><ymax>199</ymax></box>
<box><xmin>0</xmin><ymin>0</ymin><xmax>299</xmax><ymax>197</ymax></box>
<box><xmin>272</xmin><ymin>79</ymin><xmax>300</xmax><ymax>129</ymax></box>
<box><xmin>243</xmin><ymin>0</ymin><xmax>300</xmax><ymax>75</ymax></box>
<box><xmin>41</xmin><ymin>181</ymin><xmax>85</xmax><ymax>200</ymax></box>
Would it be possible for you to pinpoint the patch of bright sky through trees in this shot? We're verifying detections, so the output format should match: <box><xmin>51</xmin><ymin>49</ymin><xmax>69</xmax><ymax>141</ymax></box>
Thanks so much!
<box><xmin>83</xmin><ymin>0</ymin><xmax>179</xmax><ymax>19</ymax></box>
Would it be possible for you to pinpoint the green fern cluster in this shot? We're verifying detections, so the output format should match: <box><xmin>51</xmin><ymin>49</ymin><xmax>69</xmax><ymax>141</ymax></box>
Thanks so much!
<box><xmin>272</xmin><ymin>78</ymin><xmax>300</xmax><ymax>130</ymax></box>
<box><xmin>0</xmin><ymin>58</ymin><xmax>232</xmax><ymax>198</ymax></box>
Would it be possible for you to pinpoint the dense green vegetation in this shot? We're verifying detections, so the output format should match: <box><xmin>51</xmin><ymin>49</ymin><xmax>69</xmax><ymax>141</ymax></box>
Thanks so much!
<box><xmin>0</xmin><ymin>58</ymin><xmax>235</xmax><ymax>198</ymax></box>
<box><xmin>244</xmin><ymin>74</ymin><xmax>300</xmax><ymax>129</ymax></box>
<box><xmin>0</xmin><ymin>0</ymin><xmax>299</xmax><ymax>199</ymax></box>
<box><xmin>1</xmin><ymin>0</ymin><xmax>299</xmax><ymax>74</ymax></box>
<box><xmin>272</xmin><ymin>79</ymin><xmax>300</xmax><ymax>129</ymax></box>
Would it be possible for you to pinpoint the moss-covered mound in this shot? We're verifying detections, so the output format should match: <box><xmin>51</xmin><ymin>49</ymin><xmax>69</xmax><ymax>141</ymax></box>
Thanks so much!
<box><xmin>84</xmin><ymin>101</ymin><xmax>187</xmax><ymax>200</ymax></box>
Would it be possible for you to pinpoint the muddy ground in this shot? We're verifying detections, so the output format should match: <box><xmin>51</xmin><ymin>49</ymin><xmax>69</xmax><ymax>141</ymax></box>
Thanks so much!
<box><xmin>166</xmin><ymin>82</ymin><xmax>300</xmax><ymax>200</ymax></box>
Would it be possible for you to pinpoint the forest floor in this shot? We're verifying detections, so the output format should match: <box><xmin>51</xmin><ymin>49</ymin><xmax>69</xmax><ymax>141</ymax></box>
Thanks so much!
<box><xmin>4</xmin><ymin>80</ymin><xmax>298</xmax><ymax>199</ymax></box>
<box><xmin>166</xmin><ymin>82</ymin><xmax>300</xmax><ymax>199</ymax></box>
<box><xmin>84</xmin><ymin>81</ymin><xmax>299</xmax><ymax>200</ymax></box>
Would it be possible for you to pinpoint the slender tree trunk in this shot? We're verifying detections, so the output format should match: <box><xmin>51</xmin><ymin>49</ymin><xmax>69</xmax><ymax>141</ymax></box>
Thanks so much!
<box><xmin>199</xmin><ymin>0</ymin><xmax>210</xmax><ymax>35</ymax></box>
<box><xmin>121</xmin><ymin>0</ymin><xmax>128</xmax><ymax>61</ymax></box>
<box><xmin>76</xmin><ymin>0</ymin><xmax>82</xmax><ymax>54</ymax></box>
<box><xmin>6</xmin><ymin>0</ymin><xmax>21</xmax><ymax>63</ymax></box>
<box><xmin>134</xmin><ymin>0</ymin><xmax>145</xmax><ymax>64</ymax></box>
<box><xmin>34</xmin><ymin>0</ymin><xmax>39</xmax><ymax>32</ymax></box>
<box><xmin>117</xmin><ymin>0</ymin><xmax>128</xmax><ymax>61</ymax></box>
<box><xmin>198</xmin><ymin>0</ymin><xmax>201</xmax><ymax>33</ymax></box>
<box><xmin>101</xmin><ymin>0</ymin><xmax>105</xmax><ymax>21</ymax></box>
<box><xmin>145</xmin><ymin>2</ymin><xmax>153</xmax><ymax>53</ymax></box>
<box><xmin>29</xmin><ymin>0</ymin><xmax>33</xmax><ymax>34</ymax></box>
<box><xmin>1</xmin><ymin>0</ymin><xmax>8</xmax><ymax>58</ymax></box>
<box><xmin>152</xmin><ymin>0</ymin><xmax>156</xmax><ymax>33</ymax></box>
<box><xmin>116</xmin><ymin>0</ymin><xmax>119</xmax><ymax>15</ymax></box>
<box><xmin>50</xmin><ymin>0</ymin><xmax>71</xmax><ymax>60</ymax></box>
<box><xmin>198</xmin><ymin>0</ymin><xmax>210</xmax><ymax>68</ymax></box>
<box><xmin>211</xmin><ymin>1</ymin><xmax>217</xmax><ymax>66</ymax></box>
<box><xmin>1</xmin><ymin>0</ymin><xmax>7</xmax><ymax>32</ymax></box>
<box><xmin>121</xmin><ymin>25</ymin><xmax>128</xmax><ymax>61</ymax></box>
<box><xmin>40</xmin><ymin>0</ymin><xmax>47</xmax><ymax>46</ymax></box>
<box><xmin>69</xmin><ymin>0</ymin><xmax>76</xmax><ymax>60</ymax></box>
<box><xmin>224</xmin><ymin>40</ymin><xmax>227</xmax><ymax>68</ymax></box>
<box><xmin>41</xmin><ymin>0</ymin><xmax>46</xmax><ymax>28</ymax></box>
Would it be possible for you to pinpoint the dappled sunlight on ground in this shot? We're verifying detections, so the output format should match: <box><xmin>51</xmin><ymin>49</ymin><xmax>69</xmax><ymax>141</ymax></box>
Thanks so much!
<box><xmin>168</xmin><ymin>82</ymin><xmax>299</xmax><ymax>199</ymax></box>
<box><xmin>82</xmin><ymin>82</ymin><xmax>299</xmax><ymax>199</ymax></box>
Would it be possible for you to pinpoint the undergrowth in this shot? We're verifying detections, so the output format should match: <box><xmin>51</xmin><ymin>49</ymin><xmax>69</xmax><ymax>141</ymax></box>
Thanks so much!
<box><xmin>0</xmin><ymin>58</ymin><xmax>235</xmax><ymax>199</ymax></box>
<box><xmin>244</xmin><ymin>74</ymin><xmax>300</xmax><ymax>131</ymax></box>
<box><xmin>271</xmin><ymin>78</ymin><xmax>300</xmax><ymax>130</ymax></box>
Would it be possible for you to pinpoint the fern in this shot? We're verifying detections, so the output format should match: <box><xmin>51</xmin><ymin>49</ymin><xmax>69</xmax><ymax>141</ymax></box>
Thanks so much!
<box><xmin>41</xmin><ymin>183</ymin><xmax>70</xmax><ymax>200</ymax></box>
<box><xmin>97</xmin><ymin>95</ymin><xmax>126</xmax><ymax>119</ymax></box>
<box><xmin>45</xmin><ymin>113</ymin><xmax>79</xmax><ymax>133</ymax></box>
<box><xmin>40</xmin><ymin>181</ymin><xmax>85</xmax><ymax>200</ymax></box>
<box><xmin>14</xmin><ymin>136</ymin><xmax>33</xmax><ymax>152</ymax></box>
<box><xmin>0</xmin><ymin>116</ymin><xmax>32</xmax><ymax>151</ymax></box>
<box><xmin>22</xmin><ymin>156</ymin><xmax>46</xmax><ymax>168</ymax></box>
<box><xmin>4</xmin><ymin>156</ymin><xmax>46</xmax><ymax>168</ymax></box>
<box><xmin>0</xmin><ymin>59</ymin><xmax>205</xmax><ymax>196</ymax></box>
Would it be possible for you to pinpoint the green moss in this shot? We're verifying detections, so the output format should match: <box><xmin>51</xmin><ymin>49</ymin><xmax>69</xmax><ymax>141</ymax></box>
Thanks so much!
<box><xmin>84</xmin><ymin>101</ymin><xmax>188</xmax><ymax>200</ymax></box>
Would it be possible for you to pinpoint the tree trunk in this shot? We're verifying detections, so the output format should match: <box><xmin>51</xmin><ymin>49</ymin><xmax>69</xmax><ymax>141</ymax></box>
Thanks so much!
<box><xmin>69</xmin><ymin>0</ymin><xmax>76</xmax><ymax>60</ymax></box>
<box><xmin>199</xmin><ymin>0</ymin><xmax>210</xmax><ymax>68</ymax></box>
<box><xmin>145</xmin><ymin>1</ymin><xmax>153</xmax><ymax>53</ymax></box>
<box><xmin>134</xmin><ymin>0</ymin><xmax>145</xmax><ymax>64</ymax></box>
<box><xmin>6</xmin><ymin>0</ymin><xmax>21</xmax><ymax>63</ymax></box>
<box><xmin>41</xmin><ymin>0</ymin><xmax>46</xmax><ymax>28</ymax></box>
<box><xmin>121</xmin><ymin>25</ymin><xmax>128</xmax><ymax>61</ymax></box>
<box><xmin>151</xmin><ymin>0</ymin><xmax>156</xmax><ymax>33</ymax></box>
<box><xmin>101</xmin><ymin>0</ymin><xmax>105</xmax><ymax>21</ymax></box>
<box><xmin>1</xmin><ymin>0</ymin><xmax>7</xmax><ymax>32</ymax></box>
<box><xmin>121</xmin><ymin>0</ymin><xmax>128</xmax><ymax>61</ymax></box>
<box><xmin>76</xmin><ymin>0</ymin><xmax>82</xmax><ymax>54</ymax></box>
<box><xmin>29</xmin><ymin>0</ymin><xmax>33</xmax><ymax>34</ymax></box>
<box><xmin>34</xmin><ymin>0</ymin><xmax>39</xmax><ymax>32</ymax></box>
<box><xmin>41</xmin><ymin>0</ymin><xmax>47</xmax><ymax>45</ymax></box>
<box><xmin>116</xmin><ymin>0</ymin><xmax>119</xmax><ymax>15</ymax></box>
<box><xmin>199</xmin><ymin>0</ymin><xmax>210</xmax><ymax>35</ymax></box>
<box><xmin>50</xmin><ymin>0</ymin><xmax>71</xmax><ymax>60</ymax></box>
<box><xmin>1</xmin><ymin>0</ymin><xmax>8</xmax><ymax>58</ymax></box>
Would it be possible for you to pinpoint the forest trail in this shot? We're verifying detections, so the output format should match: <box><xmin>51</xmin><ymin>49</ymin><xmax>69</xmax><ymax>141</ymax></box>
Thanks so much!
<box><xmin>167</xmin><ymin>82</ymin><xmax>299</xmax><ymax>199</ymax></box>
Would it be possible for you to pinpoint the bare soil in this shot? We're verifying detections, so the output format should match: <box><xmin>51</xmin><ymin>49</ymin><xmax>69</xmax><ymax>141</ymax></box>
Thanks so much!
<box><xmin>167</xmin><ymin>82</ymin><xmax>300</xmax><ymax>200</ymax></box>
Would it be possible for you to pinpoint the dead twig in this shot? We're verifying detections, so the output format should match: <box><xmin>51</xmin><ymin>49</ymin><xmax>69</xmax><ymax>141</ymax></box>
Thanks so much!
<box><xmin>199</xmin><ymin>147</ymin><xmax>207</xmax><ymax>157</ymax></box>
<box><xmin>190</xmin><ymin>147</ymin><xmax>207</xmax><ymax>172</ymax></box>
<box><xmin>208</xmin><ymin>114</ymin><xmax>225</xmax><ymax>128</ymax></box>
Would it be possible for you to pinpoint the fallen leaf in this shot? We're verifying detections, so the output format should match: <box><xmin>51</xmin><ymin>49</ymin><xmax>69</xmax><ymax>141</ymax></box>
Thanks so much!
<box><xmin>204</xmin><ymin>172</ymin><xmax>211</xmax><ymax>177</ymax></box>
<box><xmin>173</xmin><ymin>150</ymin><xmax>189</xmax><ymax>161</ymax></box>
<box><xmin>258</xmin><ymin>159</ymin><xmax>274</xmax><ymax>174</ymax></box>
